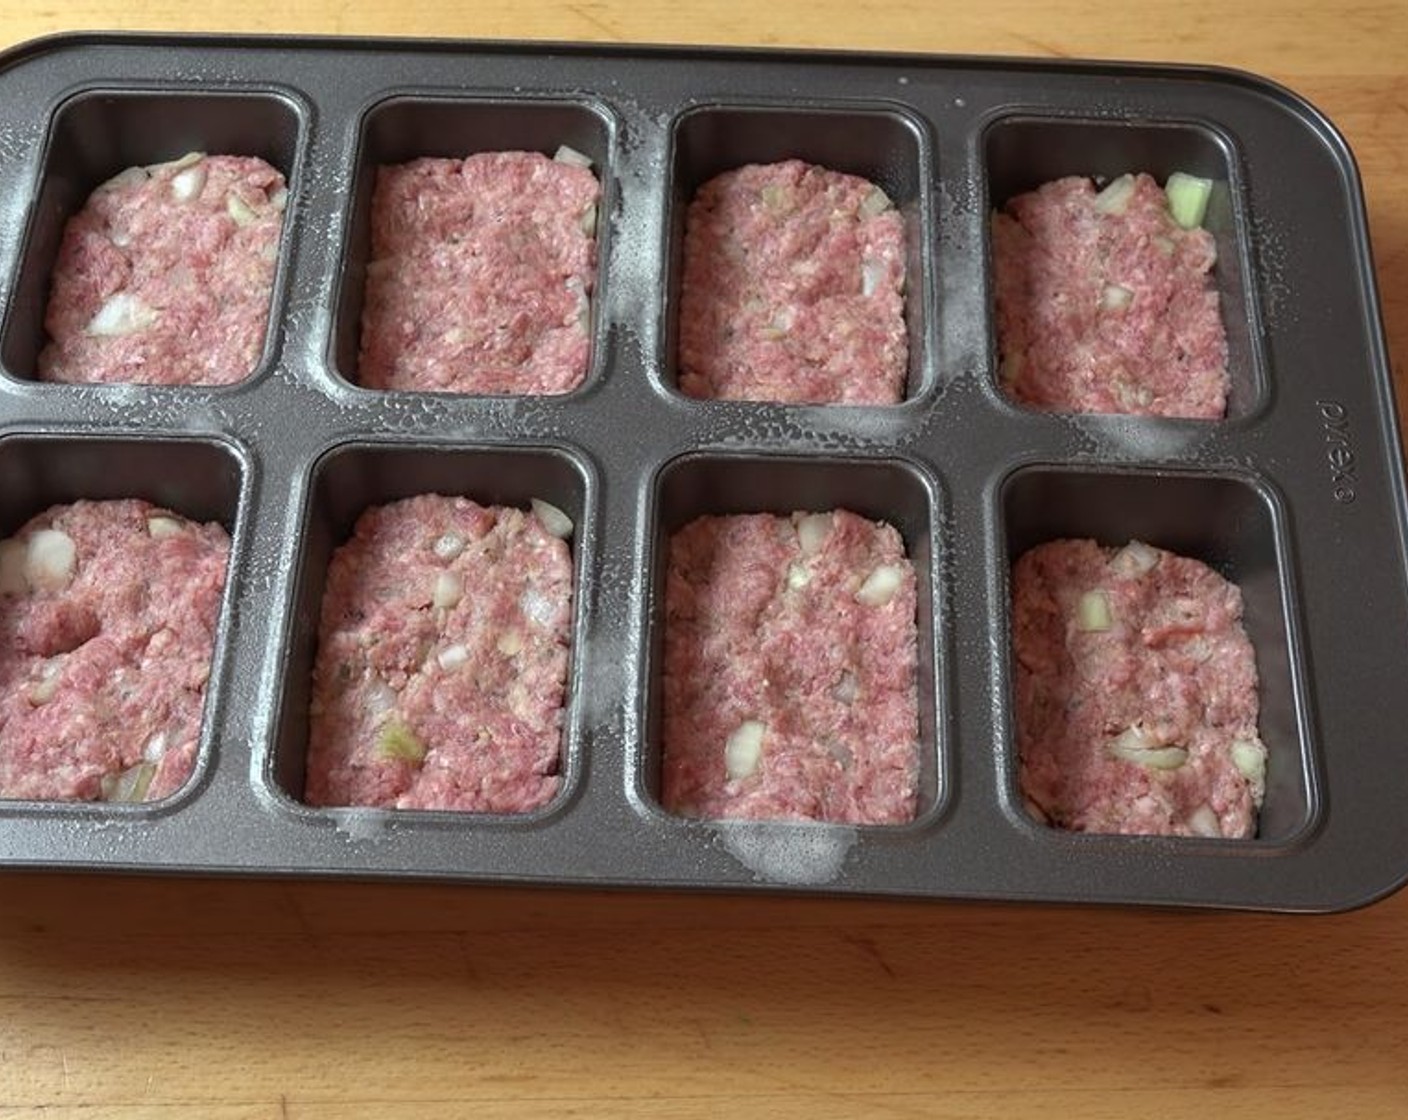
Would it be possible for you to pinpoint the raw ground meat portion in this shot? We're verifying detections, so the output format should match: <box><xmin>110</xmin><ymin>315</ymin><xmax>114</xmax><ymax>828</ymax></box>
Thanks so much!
<box><xmin>0</xmin><ymin>500</ymin><xmax>230</xmax><ymax>802</ymax></box>
<box><xmin>39</xmin><ymin>153</ymin><xmax>286</xmax><ymax>386</ymax></box>
<box><xmin>992</xmin><ymin>173</ymin><xmax>1229</xmax><ymax>418</ymax></box>
<box><xmin>678</xmin><ymin>160</ymin><xmax>907</xmax><ymax>405</ymax></box>
<box><xmin>661</xmin><ymin>510</ymin><xmax>920</xmax><ymax>824</ymax></box>
<box><xmin>357</xmin><ymin>152</ymin><xmax>599</xmax><ymax>395</ymax></box>
<box><xmin>305</xmin><ymin>495</ymin><xmax>573</xmax><ymax>813</ymax></box>
<box><xmin>1012</xmin><ymin>538</ymin><xmax>1267</xmax><ymax>837</ymax></box>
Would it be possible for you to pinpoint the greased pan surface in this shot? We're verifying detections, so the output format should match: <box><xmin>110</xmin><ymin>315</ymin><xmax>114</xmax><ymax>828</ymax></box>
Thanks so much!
<box><xmin>0</xmin><ymin>33</ymin><xmax>1404</xmax><ymax>911</ymax></box>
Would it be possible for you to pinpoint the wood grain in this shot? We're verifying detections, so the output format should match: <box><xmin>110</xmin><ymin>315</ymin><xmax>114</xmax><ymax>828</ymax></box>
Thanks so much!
<box><xmin>2</xmin><ymin>1</ymin><xmax>1407</xmax><ymax>1116</ymax></box>
<box><xmin>3</xmin><ymin>876</ymin><xmax>1408</xmax><ymax>1117</ymax></box>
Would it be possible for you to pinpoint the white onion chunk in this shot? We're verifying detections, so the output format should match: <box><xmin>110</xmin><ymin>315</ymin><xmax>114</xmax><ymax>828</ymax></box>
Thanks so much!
<box><xmin>796</xmin><ymin>513</ymin><xmax>833</xmax><ymax>556</ymax></box>
<box><xmin>1094</xmin><ymin>173</ymin><xmax>1136</xmax><ymax>215</ymax></box>
<box><xmin>856</xmin><ymin>564</ymin><xmax>905</xmax><ymax>607</ymax></box>
<box><xmin>26</xmin><ymin>529</ymin><xmax>77</xmax><ymax>591</ymax></box>
<box><xmin>86</xmin><ymin>293</ymin><xmax>158</xmax><ymax>337</ymax></box>
<box><xmin>553</xmin><ymin>144</ymin><xmax>593</xmax><ymax>168</ymax></box>
<box><xmin>530</xmin><ymin>498</ymin><xmax>574</xmax><ymax>539</ymax></box>
<box><xmin>725</xmin><ymin>720</ymin><xmax>766</xmax><ymax>780</ymax></box>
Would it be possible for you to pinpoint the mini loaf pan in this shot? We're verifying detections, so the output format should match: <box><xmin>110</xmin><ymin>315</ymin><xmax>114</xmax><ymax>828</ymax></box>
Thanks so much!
<box><xmin>0</xmin><ymin>33</ymin><xmax>1404</xmax><ymax>912</ymax></box>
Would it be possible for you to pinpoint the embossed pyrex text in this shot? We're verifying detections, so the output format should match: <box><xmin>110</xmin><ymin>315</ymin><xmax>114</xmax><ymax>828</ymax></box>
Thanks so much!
<box><xmin>1317</xmin><ymin>400</ymin><xmax>1358</xmax><ymax>504</ymax></box>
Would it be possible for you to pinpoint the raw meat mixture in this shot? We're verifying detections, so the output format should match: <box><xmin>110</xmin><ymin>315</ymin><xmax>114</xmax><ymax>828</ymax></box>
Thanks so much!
<box><xmin>0</xmin><ymin>500</ymin><xmax>230</xmax><ymax>802</ymax></box>
<box><xmin>305</xmin><ymin>495</ymin><xmax>573</xmax><ymax>813</ymax></box>
<box><xmin>661</xmin><ymin>510</ymin><xmax>920</xmax><ymax>823</ymax></box>
<box><xmin>1012</xmin><ymin>538</ymin><xmax>1267</xmax><ymax>837</ymax></box>
<box><xmin>678</xmin><ymin>160</ymin><xmax>908</xmax><ymax>405</ymax></box>
<box><xmin>992</xmin><ymin>173</ymin><xmax>1229</xmax><ymax>418</ymax></box>
<box><xmin>357</xmin><ymin>152</ymin><xmax>600</xmax><ymax>395</ymax></box>
<box><xmin>39</xmin><ymin>153</ymin><xmax>286</xmax><ymax>386</ymax></box>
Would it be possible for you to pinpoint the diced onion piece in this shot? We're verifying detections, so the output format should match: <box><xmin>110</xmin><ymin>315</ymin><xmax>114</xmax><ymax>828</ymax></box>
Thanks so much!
<box><xmin>859</xmin><ymin>186</ymin><xmax>893</xmax><ymax>218</ymax></box>
<box><xmin>1188</xmin><ymin>804</ymin><xmax>1223</xmax><ymax>838</ymax></box>
<box><xmin>226</xmin><ymin>193</ymin><xmax>258</xmax><ymax>227</ymax></box>
<box><xmin>856</xmin><ymin>564</ymin><xmax>906</xmax><ymax>607</ymax></box>
<box><xmin>564</xmin><ymin>275</ymin><xmax>591</xmax><ymax>335</ymax></box>
<box><xmin>861</xmin><ymin>259</ymin><xmax>887</xmax><ymax>297</ymax></box>
<box><xmin>796</xmin><ymin>513</ymin><xmax>833</xmax><ymax>556</ymax></box>
<box><xmin>151</xmin><ymin>151</ymin><xmax>204</xmax><ymax>174</ymax></box>
<box><xmin>786</xmin><ymin>563</ymin><xmax>811</xmax><ymax>590</ymax></box>
<box><xmin>146</xmin><ymin>516</ymin><xmax>184</xmax><ymax>540</ymax></box>
<box><xmin>432</xmin><ymin>532</ymin><xmax>464</xmax><ymax>561</ymax></box>
<box><xmin>833</xmin><ymin>671</ymin><xmax>859</xmax><ymax>704</ymax></box>
<box><xmin>1112</xmin><ymin>540</ymin><xmax>1161</xmax><ymax>579</ymax></box>
<box><xmin>1183</xmin><ymin>636</ymin><xmax>1214</xmax><ymax>664</ymax></box>
<box><xmin>269</xmin><ymin>186</ymin><xmax>288</xmax><ymax>212</ymax></box>
<box><xmin>86</xmin><ymin>292</ymin><xmax>158</xmax><ymax>337</ymax></box>
<box><xmin>98</xmin><ymin>166</ymin><xmax>149</xmax><ymax>192</ymax></box>
<box><xmin>1075</xmin><ymin>590</ymin><xmax>1113</xmax><ymax>632</ymax></box>
<box><xmin>102</xmin><ymin>762</ymin><xmax>157</xmax><ymax>803</ymax></box>
<box><xmin>760</xmin><ymin>184</ymin><xmax>788</xmax><ymax>211</ymax></box>
<box><xmin>1109</xmin><ymin>725</ymin><xmax>1188</xmax><ymax>770</ymax></box>
<box><xmin>1153</xmin><ymin>235</ymin><xmax>1176</xmax><ymax>257</ymax></box>
<box><xmin>25</xmin><ymin>529</ymin><xmax>76</xmax><ymax>591</ymax></box>
<box><xmin>26</xmin><ymin>682</ymin><xmax>57</xmax><ymax>707</ymax></box>
<box><xmin>759</xmin><ymin>305</ymin><xmax>794</xmax><ymax>340</ymax></box>
<box><xmin>27</xmin><ymin>661</ymin><xmax>61</xmax><ymax>706</ymax></box>
<box><xmin>364</xmin><ymin>679</ymin><xmax>397</xmax><ymax>716</ymax></box>
<box><xmin>437</xmin><ymin>643</ymin><xmax>469</xmax><ymax>671</ymax></box>
<box><xmin>579</xmin><ymin>204</ymin><xmax>597</xmax><ymax>237</ymax></box>
<box><xmin>375</xmin><ymin>720</ymin><xmax>426</xmax><ymax>764</ymax></box>
<box><xmin>432</xmin><ymin>571</ymin><xmax>463</xmax><ymax>609</ymax></box>
<box><xmin>553</xmin><ymin>144</ymin><xmax>593</xmax><ymax>168</ymax></box>
<box><xmin>1113</xmin><ymin>380</ymin><xmax>1153</xmax><ymax>411</ymax></box>
<box><xmin>1231</xmin><ymin>737</ymin><xmax>1268</xmax><ymax>784</ymax></box>
<box><xmin>530</xmin><ymin>498</ymin><xmax>574</xmax><ymax>540</ymax></box>
<box><xmin>0</xmin><ymin>539</ymin><xmax>25</xmax><ymax>594</ymax></box>
<box><xmin>566</xmin><ymin>275</ymin><xmax>588</xmax><ymax>310</ymax></box>
<box><xmin>1117</xmin><ymin>743</ymin><xmax>1190</xmax><ymax>770</ymax></box>
<box><xmin>143</xmin><ymin>731</ymin><xmax>169</xmax><ymax>762</ymax></box>
<box><xmin>1093</xmin><ymin>173</ymin><xmax>1136</xmax><ymax>215</ymax></box>
<box><xmin>1109</xmin><ymin>722</ymin><xmax>1159</xmax><ymax>752</ymax></box>
<box><xmin>170</xmin><ymin>162</ymin><xmax>208</xmax><ymax>203</ymax></box>
<box><xmin>1165</xmin><ymin>172</ymin><xmax>1213</xmax><ymax>230</ymax></box>
<box><xmin>1100</xmin><ymin>284</ymin><xmax>1133</xmax><ymax>311</ymax></box>
<box><xmin>724</xmin><ymin>720</ymin><xmax>766</xmax><ymax>780</ymax></box>
<box><xmin>520</xmin><ymin>588</ymin><xmax>557</xmax><ymax>630</ymax></box>
<box><xmin>496</xmin><ymin>630</ymin><xmax>524</xmax><ymax>656</ymax></box>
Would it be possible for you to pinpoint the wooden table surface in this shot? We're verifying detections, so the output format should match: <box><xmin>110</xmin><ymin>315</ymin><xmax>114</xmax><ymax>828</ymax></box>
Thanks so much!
<box><xmin>2</xmin><ymin>2</ymin><xmax>1407</xmax><ymax>1116</ymax></box>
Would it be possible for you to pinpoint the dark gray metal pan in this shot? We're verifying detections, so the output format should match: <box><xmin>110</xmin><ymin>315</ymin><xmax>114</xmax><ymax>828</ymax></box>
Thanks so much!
<box><xmin>0</xmin><ymin>33</ymin><xmax>1403</xmax><ymax>911</ymax></box>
